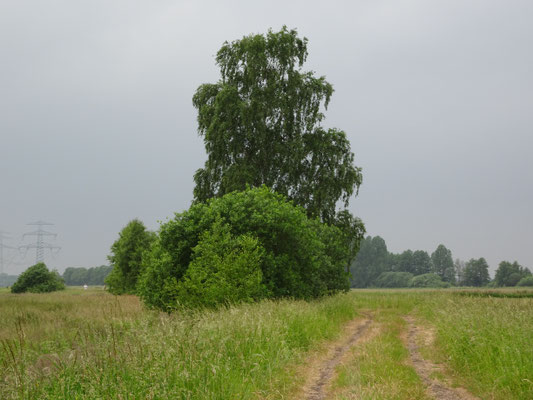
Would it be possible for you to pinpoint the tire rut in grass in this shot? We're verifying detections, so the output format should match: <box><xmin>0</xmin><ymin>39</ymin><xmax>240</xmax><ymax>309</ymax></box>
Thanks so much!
<box><xmin>305</xmin><ymin>316</ymin><xmax>372</xmax><ymax>400</ymax></box>
<box><xmin>404</xmin><ymin>316</ymin><xmax>478</xmax><ymax>400</ymax></box>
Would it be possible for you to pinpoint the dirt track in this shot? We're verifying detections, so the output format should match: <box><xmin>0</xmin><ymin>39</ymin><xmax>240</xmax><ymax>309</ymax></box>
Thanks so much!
<box><xmin>404</xmin><ymin>316</ymin><xmax>478</xmax><ymax>400</ymax></box>
<box><xmin>299</xmin><ymin>314</ymin><xmax>478</xmax><ymax>400</ymax></box>
<box><xmin>303</xmin><ymin>316</ymin><xmax>372</xmax><ymax>400</ymax></box>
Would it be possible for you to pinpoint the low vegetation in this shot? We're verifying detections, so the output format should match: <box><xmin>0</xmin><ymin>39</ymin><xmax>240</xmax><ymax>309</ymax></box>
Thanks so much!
<box><xmin>374</xmin><ymin>271</ymin><xmax>413</xmax><ymax>288</ymax></box>
<box><xmin>517</xmin><ymin>275</ymin><xmax>533</xmax><ymax>287</ymax></box>
<box><xmin>1</xmin><ymin>288</ymin><xmax>532</xmax><ymax>399</ymax></box>
<box><xmin>418</xmin><ymin>291</ymin><xmax>533</xmax><ymax>399</ymax></box>
<box><xmin>0</xmin><ymin>288</ymin><xmax>359</xmax><ymax>399</ymax></box>
<box><xmin>333</xmin><ymin>303</ymin><xmax>427</xmax><ymax>399</ymax></box>
<box><xmin>409</xmin><ymin>273</ymin><xmax>450</xmax><ymax>288</ymax></box>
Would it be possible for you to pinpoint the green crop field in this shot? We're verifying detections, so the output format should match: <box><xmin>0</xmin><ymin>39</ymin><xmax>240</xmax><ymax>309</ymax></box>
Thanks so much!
<box><xmin>1</xmin><ymin>288</ymin><xmax>532</xmax><ymax>399</ymax></box>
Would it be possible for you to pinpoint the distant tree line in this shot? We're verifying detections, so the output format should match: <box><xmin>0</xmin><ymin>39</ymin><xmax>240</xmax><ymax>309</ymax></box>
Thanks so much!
<box><xmin>62</xmin><ymin>265</ymin><xmax>113</xmax><ymax>286</ymax></box>
<box><xmin>349</xmin><ymin>236</ymin><xmax>532</xmax><ymax>288</ymax></box>
<box><xmin>1</xmin><ymin>265</ymin><xmax>113</xmax><ymax>289</ymax></box>
<box><xmin>493</xmin><ymin>261</ymin><xmax>532</xmax><ymax>287</ymax></box>
<box><xmin>0</xmin><ymin>273</ymin><xmax>18</xmax><ymax>287</ymax></box>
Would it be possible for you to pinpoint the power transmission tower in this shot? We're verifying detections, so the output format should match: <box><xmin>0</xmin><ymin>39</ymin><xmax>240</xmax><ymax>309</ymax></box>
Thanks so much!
<box><xmin>19</xmin><ymin>221</ymin><xmax>61</xmax><ymax>264</ymax></box>
<box><xmin>0</xmin><ymin>231</ymin><xmax>15</xmax><ymax>274</ymax></box>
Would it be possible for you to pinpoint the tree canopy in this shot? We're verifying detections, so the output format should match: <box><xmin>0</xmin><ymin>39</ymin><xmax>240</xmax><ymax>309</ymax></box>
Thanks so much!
<box><xmin>463</xmin><ymin>258</ymin><xmax>490</xmax><ymax>287</ymax></box>
<box><xmin>192</xmin><ymin>27</ymin><xmax>362</xmax><ymax>225</ymax></box>
<box><xmin>106</xmin><ymin>219</ymin><xmax>155</xmax><ymax>295</ymax></box>
<box><xmin>431</xmin><ymin>244</ymin><xmax>456</xmax><ymax>284</ymax></box>
<box><xmin>411</xmin><ymin>250</ymin><xmax>432</xmax><ymax>275</ymax></box>
<box><xmin>349</xmin><ymin>236</ymin><xmax>390</xmax><ymax>288</ymax></box>
<box><xmin>494</xmin><ymin>261</ymin><xmax>531</xmax><ymax>287</ymax></box>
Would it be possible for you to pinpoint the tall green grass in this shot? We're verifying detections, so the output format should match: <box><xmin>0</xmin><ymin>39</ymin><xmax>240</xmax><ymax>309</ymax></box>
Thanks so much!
<box><xmin>0</xmin><ymin>288</ymin><xmax>359</xmax><ymax>399</ymax></box>
<box><xmin>333</xmin><ymin>289</ymin><xmax>533</xmax><ymax>400</ymax></box>
<box><xmin>417</xmin><ymin>292</ymin><xmax>533</xmax><ymax>399</ymax></box>
<box><xmin>2</xmin><ymin>288</ymin><xmax>532</xmax><ymax>399</ymax></box>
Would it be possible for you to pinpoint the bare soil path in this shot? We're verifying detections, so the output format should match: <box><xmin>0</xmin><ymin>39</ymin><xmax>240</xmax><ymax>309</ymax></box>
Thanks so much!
<box><xmin>404</xmin><ymin>316</ymin><xmax>478</xmax><ymax>400</ymax></box>
<box><xmin>303</xmin><ymin>315</ymin><xmax>373</xmax><ymax>400</ymax></box>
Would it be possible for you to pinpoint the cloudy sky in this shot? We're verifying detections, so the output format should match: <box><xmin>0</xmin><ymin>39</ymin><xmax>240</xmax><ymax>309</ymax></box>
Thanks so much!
<box><xmin>1</xmin><ymin>0</ymin><xmax>532</xmax><ymax>275</ymax></box>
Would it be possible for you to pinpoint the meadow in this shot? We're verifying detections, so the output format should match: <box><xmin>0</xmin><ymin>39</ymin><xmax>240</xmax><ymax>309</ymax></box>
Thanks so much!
<box><xmin>1</xmin><ymin>287</ymin><xmax>532</xmax><ymax>399</ymax></box>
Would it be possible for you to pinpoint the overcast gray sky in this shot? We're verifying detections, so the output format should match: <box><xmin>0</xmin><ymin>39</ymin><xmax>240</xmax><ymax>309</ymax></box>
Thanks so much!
<box><xmin>1</xmin><ymin>0</ymin><xmax>532</xmax><ymax>276</ymax></box>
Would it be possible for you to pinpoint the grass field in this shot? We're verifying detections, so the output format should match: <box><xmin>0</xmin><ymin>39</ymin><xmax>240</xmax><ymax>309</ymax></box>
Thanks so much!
<box><xmin>1</xmin><ymin>288</ymin><xmax>532</xmax><ymax>399</ymax></box>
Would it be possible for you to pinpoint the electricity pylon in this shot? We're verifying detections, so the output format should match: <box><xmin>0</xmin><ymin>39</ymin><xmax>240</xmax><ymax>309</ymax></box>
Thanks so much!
<box><xmin>19</xmin><ymin>221</ymin><xmax>61</xmax><ymax>264</ymax></box>
<box><xmin>0</xmin><ymin>231</ymin><xmax>15</xmax><ymax>274</ymax></box>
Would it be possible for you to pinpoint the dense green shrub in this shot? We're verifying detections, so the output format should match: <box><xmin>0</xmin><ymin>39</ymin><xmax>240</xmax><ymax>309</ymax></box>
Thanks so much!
<box><xmin>516</xmin><ymin>276</ymin><xmax>533</xmax><ymax>287</ymax></box>
<box><xmin>374</xmin><ymin>271</ymin><xmax>414</xmax><ymax>288</ymax></box>
<box><xmin>138</xmin><ymin>187</ymin><xmax>351</xmax><ymax>310</ymax></box>
<box><xmin>11</xmin><ymin>263</ymin><xmax>65</xmax><ymax>293</ymax></box>
<box><xmin>409</xmin><ymin>273</ymin><xmax>450</xmax><ymax>288</ymax></box>
<box><xmin>175</xmin><ymin>220</ymin><xmax>267</xmax><ymax>308</ymax></box>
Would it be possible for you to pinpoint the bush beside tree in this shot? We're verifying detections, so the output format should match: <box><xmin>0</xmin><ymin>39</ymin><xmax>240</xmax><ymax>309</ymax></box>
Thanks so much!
<box><xmin>11</xmin><ymin>263</ymin><xmax>65</xmax><ymax>293</ymax></box>
<box><xmin>375</xmin><ymin>271</ymin><xmax>414</xmax><ymax>288</ymax></box>
<box><xmin>516</xmin><ymin>276</ymin><xmax>533</xmax><ymax>287</ymax></box>
<box><xmin>409</xmin><ymin>273</ymin><xmax>450</xmax><ymax>288</ymax></box>
<box><xmin>138</xmin><ymin>187</ymin><xmax>352</xmax><ymax>310</ymax></box>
